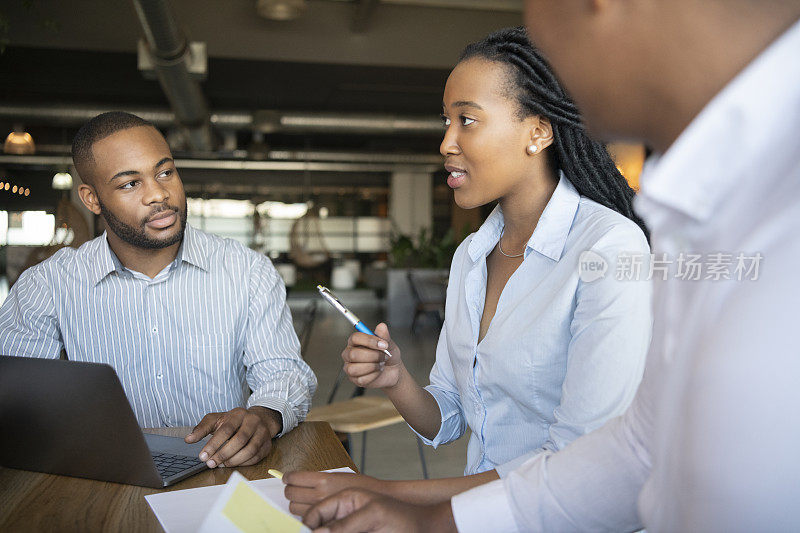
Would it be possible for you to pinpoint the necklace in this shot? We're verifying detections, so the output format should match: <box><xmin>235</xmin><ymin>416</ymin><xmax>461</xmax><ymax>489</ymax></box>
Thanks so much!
<box><xmin>497</xmin><ymin>229</ymin><xmax>524</xmax><ymax>258</ymax></box>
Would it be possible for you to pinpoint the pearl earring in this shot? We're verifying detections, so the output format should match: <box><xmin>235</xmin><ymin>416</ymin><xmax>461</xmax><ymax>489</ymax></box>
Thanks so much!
<box><xmin>528</xmin><ymin>145</ymin><xmax>538</xmax><ymax>154</ymax></box>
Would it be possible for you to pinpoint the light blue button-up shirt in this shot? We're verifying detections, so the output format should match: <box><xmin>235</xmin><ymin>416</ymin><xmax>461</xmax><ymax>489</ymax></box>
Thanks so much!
<box><xmin>418</xmin><ymin>174</ymin><xmax>652</xmax><ymax>475</ymax></box>
<box><xmin>0</xmin><ymin>224</ymin><xmax>317</xmax><ymax>434</ymax></box>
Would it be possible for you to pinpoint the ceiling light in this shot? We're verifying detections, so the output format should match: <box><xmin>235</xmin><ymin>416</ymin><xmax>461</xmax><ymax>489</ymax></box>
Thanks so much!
<box><xmin>256</xmin><ymin>0</ymin><xmax>306</xmax><ymax>21</ymax></box>
<box><xmin>4</xmin><ymin>130</ymin><xmax>36</xmax><ymax>155</ymax></box>
<box><xmin>52</xmin><ymin>172</ymin><xmax>74</xmax><ymax>190</ymax></box>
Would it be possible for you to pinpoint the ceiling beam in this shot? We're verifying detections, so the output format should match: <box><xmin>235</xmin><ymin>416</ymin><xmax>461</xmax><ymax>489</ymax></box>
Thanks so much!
<box><xmin>0</xmin><ymin>154</ymin><xmax>441</xmax><ymax>174</ymax></box>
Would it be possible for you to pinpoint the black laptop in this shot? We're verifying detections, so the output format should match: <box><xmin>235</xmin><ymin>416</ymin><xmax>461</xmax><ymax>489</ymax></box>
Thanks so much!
<box><xmin>0</xmin><ymin>356</ymin><xmax>209</xmax><ymax>488</ymax></box>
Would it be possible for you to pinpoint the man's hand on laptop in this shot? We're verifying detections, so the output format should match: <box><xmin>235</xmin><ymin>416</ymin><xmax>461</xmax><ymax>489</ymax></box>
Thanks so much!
<box><xmin>184</xmin><ymin>406</ymin><xmax>283</xmax><ymax>468</ymax></box>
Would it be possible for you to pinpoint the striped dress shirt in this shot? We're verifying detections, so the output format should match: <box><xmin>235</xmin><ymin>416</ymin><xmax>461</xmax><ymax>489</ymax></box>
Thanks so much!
<box><xmin>0</xmin><ymin>224</ymin><xmax>316</xmax><ymax>434</ymax></box>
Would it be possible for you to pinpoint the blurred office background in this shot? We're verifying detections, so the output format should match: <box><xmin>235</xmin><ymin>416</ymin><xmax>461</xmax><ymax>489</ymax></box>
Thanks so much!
<box><xmin>0</xmin><ymin>0</ymin><xmax>644</xmax><ymax>478</ymax></box>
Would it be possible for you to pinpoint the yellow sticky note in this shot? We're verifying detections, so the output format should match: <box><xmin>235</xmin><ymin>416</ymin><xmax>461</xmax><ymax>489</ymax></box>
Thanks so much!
<box><xmin>222</xmin><ymin>481</ymin><xmax>303</xmax><ymax>533</ymax></box>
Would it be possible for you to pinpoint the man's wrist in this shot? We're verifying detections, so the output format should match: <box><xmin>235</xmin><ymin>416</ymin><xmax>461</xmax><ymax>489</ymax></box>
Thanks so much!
<box><xmin>424</xmin><ymin>501</ymin><xmax>457</xmax><ymax>532</ymax></box>
<box><xmin>372</xmin><ymin>477</ymin><xmax>400</xmax><ymax>499</ymax></box>
<box><xmin>248</xmin><ymin>406</ymin><xmax>283</xmax><ymax>437</ymax></box>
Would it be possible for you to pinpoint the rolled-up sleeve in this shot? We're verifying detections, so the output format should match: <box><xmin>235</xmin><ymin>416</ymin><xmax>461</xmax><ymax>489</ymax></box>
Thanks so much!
<box><xmin>412</xmin><ymin>324</ymin><xmax>467</xmax><ymax>447</ymax></box>
<box><xmin>0</xmin><ymin>266</ymin><xmax>63</xmax><ymax>358</ymax></box>
<box><xmin>243</xmin><ymin>256</ymin><xmax>317</xmax><ymax>436</ymax></box>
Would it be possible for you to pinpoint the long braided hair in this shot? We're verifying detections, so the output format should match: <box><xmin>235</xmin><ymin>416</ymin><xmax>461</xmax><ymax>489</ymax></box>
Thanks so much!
<box><xmin>460</xmin><ymin>27</ymin><xmax>649</xmax><ymax>238</ymax></box>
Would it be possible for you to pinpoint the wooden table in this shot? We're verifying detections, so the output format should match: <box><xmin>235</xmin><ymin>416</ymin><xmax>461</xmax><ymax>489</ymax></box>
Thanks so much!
<box><xmin>307</xmin><ymin>396</ymin><xmax>404</xmax><ymax>433</ymax></box>
<box><xmin>0</xmin><ymin>421</ymin><xmax>356</xmax><ymax>532</ymax></box>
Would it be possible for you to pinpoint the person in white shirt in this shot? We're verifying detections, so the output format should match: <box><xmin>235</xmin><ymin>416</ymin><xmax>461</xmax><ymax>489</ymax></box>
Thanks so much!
<box><xmin>294</xmin><ymin>1</ymin><xmax>800</xmax><ymax>531</ymax></box>
<box><xmin>282</xmin><ymin>27</ymin><xmax>651</xmax><ymax>514</ymax></box>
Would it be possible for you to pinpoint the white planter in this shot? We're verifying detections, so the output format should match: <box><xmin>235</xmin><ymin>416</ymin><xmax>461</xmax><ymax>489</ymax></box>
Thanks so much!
<box><xmin>275</xmin><ymin>263</ymin><xmax>297</xmax><ymax>287</ymax></box>
<box><xmin>331</xmin><ymin>265</ymin><xmax>357</xmax><ymax>290</ymax></box>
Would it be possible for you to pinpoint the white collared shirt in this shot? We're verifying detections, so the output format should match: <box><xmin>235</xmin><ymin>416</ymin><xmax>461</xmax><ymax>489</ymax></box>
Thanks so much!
<box><xmin>451</xmin><ymin>16</ymin><xmax>800</xmax><ymax>533</ymax></box>
<box><xmin>415</xmin><ymin>174</ymin><xmax>651</xmax><ymax>475</ymax></box>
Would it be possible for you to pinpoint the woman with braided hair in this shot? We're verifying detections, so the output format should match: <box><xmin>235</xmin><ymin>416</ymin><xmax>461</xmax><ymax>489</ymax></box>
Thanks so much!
<box><xmin>284</xmin><ymin>27</ymin><xmax>652</xmax><ymax>510</ymax></box>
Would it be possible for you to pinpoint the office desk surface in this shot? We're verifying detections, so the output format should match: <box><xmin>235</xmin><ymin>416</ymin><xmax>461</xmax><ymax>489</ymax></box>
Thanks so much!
<box><xmin>0</xmin><ymin>421</ymin><xmax>356</xmax><ymax>532</ymax></box>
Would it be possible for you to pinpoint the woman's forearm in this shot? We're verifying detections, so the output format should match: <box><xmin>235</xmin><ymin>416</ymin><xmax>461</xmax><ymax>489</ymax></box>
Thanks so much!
<box><xmin>383</xmin><ymin>365</ymin><xmax>443</xmax><ymax>440</ymax></box>
<box><xmin>384</xmin><ymin>470</ymin><xmax>501</xmax><ymax>505</ymax></box>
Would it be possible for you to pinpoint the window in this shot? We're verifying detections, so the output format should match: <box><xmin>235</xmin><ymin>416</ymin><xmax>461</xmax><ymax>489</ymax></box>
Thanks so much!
<box><xmin>0</xmin><ymin>211</ymin><xmax>56</xmax><ymax>246</ymax></box>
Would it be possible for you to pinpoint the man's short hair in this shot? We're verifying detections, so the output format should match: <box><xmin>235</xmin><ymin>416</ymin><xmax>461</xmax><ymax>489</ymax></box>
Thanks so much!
<box><xmin>71</xmin><ymin>111</ymin><xmax>155</xmax><ymax>184</ymax></box>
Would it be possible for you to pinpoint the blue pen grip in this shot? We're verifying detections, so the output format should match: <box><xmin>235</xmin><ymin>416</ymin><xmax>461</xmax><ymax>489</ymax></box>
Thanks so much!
<box><xmin>354</xmin><ymin>321</ymin><xmax>375</xmax><ymax>335</ymax></box>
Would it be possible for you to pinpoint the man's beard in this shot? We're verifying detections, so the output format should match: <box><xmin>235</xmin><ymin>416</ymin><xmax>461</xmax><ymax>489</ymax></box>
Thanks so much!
<box><xmin>99</xmin><ymin>199</ymin><xmax>187</xmax><ymax>250</ymax></box>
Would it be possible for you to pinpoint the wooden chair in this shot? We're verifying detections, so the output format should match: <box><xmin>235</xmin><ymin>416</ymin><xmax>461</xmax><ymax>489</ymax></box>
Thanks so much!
<box><xmin>307</xmin><ymin>368</ymin><xmax>429</xmax><ymax>478</ymax></box>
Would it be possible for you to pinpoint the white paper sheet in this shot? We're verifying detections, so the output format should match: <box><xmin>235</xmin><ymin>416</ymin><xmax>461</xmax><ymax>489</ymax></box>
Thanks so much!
<box><xmin>145</xmin><ymin>467</ymin><xmax>355</xmax><ymax>533</ymax></box>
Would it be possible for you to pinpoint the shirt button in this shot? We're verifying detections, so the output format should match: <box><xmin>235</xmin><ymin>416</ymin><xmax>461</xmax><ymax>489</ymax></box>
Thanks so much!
<box><xmin>152</xmin><ymin>326</ymin><xmax>158</xmax><ymax>334</ymax></box>
<box><xmin>157</xmin><ymin>372</ymin><xmax>163</xmax><ymax>379</ymax></box>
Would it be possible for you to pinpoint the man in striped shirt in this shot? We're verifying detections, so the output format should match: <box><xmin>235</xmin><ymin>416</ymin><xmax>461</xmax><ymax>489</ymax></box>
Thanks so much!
<box><xmin>0</xmin><ymin>111</ymin><xmax>317</xmax><ymax>470</ymax></box>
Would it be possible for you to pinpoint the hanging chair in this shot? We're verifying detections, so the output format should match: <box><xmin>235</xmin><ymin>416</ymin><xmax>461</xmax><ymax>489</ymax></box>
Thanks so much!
<box><xmin>289</xmin><ymin>210</ymin><xmax>331</xmax><ymax>268</ymax></box>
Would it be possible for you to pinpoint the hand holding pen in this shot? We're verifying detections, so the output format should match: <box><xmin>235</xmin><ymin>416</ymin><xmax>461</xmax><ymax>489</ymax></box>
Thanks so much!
<box><xmin>317</xmin><ymin>285</ymin><xmax>403</xmax><ymax>389</ymax></box>
<box><xmin>317</xmin><ymin>285</ymin><xmax>391</xmax><ymax>358</ymax></box>
<box><xmin>318</xmin><ymin>286</ymin><xmax>442</xmax><ymax>441</ymax></box>
<box><xmin>341</xmin><ymin>322</ymin><xmax>405</xmax><ymax>389</ymax></box>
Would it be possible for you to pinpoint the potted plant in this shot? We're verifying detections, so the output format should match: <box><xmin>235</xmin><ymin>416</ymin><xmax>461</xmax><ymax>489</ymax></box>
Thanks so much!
<box><xmin>386</xmin><ymin>227</ymin><xmax>459</xmax><ymax>327</ymax></box>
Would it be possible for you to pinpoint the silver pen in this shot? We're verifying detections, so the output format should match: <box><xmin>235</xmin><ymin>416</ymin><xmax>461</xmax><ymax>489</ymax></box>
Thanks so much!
<box><xmin>317</xmin><ymin>285</ymin><xmax>392</xmax><ymax>358</ymax></box>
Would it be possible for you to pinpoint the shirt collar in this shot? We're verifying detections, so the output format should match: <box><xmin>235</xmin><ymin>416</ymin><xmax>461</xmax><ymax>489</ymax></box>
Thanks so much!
<box><xmin>89</xmin><ymin>233</ymin><xmax>123</xmax><ymax>286</ymax></box>
<box><xmin>89</xmin><ymin>223</ymin><xmax>208</xmax><ymax>286</ymax></box>
<box><xmin>635</xmin><ymin>17</ymin><xmax>800</xmax><ymax>225</ymax></box>
<box><xmin>177</xmin><ymin>224</ymin><xmax>210</xmax><ymax>272</ymax></box>
<box><xmin>468</xmin><ymin>171</ymin><xmax>580</xmax><ymax>263</ymax></box>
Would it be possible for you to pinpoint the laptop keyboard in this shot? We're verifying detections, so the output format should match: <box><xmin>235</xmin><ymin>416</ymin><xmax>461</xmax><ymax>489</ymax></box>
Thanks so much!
<box><xmin>151</xmin><ymin>451</ymin><xmax>204</xmax><ymax>479</ymax></box>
